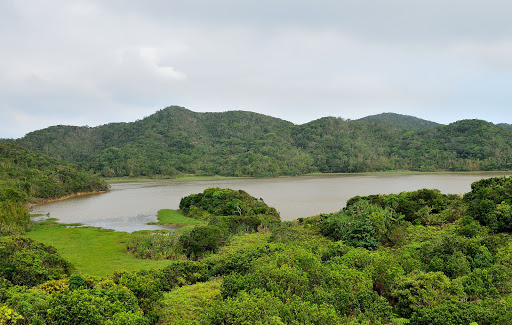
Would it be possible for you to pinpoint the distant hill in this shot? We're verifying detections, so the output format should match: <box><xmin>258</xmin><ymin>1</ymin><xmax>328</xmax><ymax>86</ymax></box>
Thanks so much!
<box><xmin>13</xmin><ymin>106</ymin><xmax>512</xmax><ymax>177</ymax></box>
<box><xmin>392</xmin><ymin>119</ymin><xmax>512</xmax><ymax>170</ymax></box>
<box><xmin>498</xmin><ymin>123</ymin><xmax>512</xmax><ymax>131</ymax></box>
<box><xmin>357</xmin><ymin>112</ymin><xmax>441</xmax><ymax>130</ymax></box>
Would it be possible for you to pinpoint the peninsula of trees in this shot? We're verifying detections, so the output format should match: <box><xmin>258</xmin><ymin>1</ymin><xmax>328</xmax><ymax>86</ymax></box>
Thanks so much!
<box><xmin>0</xmin><ymin>142</ymin><xmax>108</xmax><ymax>234</ymax></box>
<box><xmin>8</xmin><ymin>106</ymin><xmax>512</xmax><ymax>178</ymax></box>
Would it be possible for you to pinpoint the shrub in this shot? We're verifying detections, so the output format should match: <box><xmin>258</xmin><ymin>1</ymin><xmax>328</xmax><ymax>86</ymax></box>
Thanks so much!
<box><xmin>0</xmin><ymin>236</ymin><xmax>72</xmax><ymax>287</ymax></box>
<box><xmin>319</xmin><ymin>200</ymin><xmax>397</xmax><ymax>249</ymax></box>
<box><xmin>464</xmin><ymin>176</ymin><xmax>512</xmax><ymax>233</ymax></box>
<box><xmin>126</xmin><ymin>232</ymin><xmax>184</xmax><ymax>260</ymax></box>
<box><xmin>180</xmin><ymin>226</ymin><xmax>224</xmax><ymax>259</ymax></box>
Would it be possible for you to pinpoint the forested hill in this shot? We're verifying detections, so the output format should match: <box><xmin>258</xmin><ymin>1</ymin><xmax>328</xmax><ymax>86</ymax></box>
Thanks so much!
<box><xmin>12</xmin><ymin>106</ymin><xmax>512</xmax><ymax>177</ymax></box>
<box><xmin>0</xmin><ymin>142</ymin><xmax>108</xmax><ymax>201</ymax></box>
<box><xmin>357</xmin><ymin>112</ymin><xmax>441</xmax><ymax>130</ymax></box>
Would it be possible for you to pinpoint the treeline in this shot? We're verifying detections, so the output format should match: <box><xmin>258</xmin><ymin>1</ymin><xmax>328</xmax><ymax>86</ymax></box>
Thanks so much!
<box><xmin>11</xmin><ymin>106</ymin><xmax>512</xmax><ymax>178</ymax></box>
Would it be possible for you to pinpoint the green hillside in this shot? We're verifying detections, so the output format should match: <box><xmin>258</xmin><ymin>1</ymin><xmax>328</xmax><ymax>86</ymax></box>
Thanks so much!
<box><xmin>0</xmin><ymin>142</ymin><xmax>108</xmax><ymax>201</ymax></box>
<box><xmin>357</xmin><ymin>112</ymin><xmax>441</xmax><ymax>130</ymax></box>
<box><xmin>0</xmin><ymin>142</ymin><xmax>108</xmax><ymax>234</ymax></box>
<box><xmin>13</xmin><ymin>106</ymin><xmax>512</xmax><ymax>177</ymax></box>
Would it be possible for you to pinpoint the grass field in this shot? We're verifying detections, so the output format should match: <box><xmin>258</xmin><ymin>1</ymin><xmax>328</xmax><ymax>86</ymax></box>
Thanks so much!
<box><xmin>148</xmin><ymin>209</ymin><xmax>205</xmax><ymax>226</ymax></box>
<box><xmin>26</xmin><ymin>220</ymin><xmax>172</xmax><ymax>277</ymax></box>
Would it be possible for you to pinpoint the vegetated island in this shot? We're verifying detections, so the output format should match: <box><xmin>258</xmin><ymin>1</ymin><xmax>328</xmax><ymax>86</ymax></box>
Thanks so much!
<box><xmin>7</xmin><ymin>106</ymin><xmax>512</xmax><ymax>179</ymax></box>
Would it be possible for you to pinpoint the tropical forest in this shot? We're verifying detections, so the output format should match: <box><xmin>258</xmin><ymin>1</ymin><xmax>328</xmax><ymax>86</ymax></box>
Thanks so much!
<box><xmin>2</xmin><ymin>108</ymin><xmax>512</xmax><ymax>324</ymax></box>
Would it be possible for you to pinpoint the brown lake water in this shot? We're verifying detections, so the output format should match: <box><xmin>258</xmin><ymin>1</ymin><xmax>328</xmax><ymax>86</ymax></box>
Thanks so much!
<box><xmin>31</xmin><ymin>172</ymin><xmax>511</xmax><ymax>232</ymax></box>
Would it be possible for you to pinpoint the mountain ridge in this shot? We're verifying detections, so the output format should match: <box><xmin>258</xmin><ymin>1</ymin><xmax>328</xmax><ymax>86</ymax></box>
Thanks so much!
<box><xmin>9</xmin><ymin>106</ymin><xmax>512</xmax><ymax>177</ymax></box>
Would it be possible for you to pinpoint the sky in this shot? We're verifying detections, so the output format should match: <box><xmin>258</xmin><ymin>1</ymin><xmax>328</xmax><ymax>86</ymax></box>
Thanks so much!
<box><xmin>1</xmin><ymin>0</ymin><xmax>511</xmax><ymax>138</ymax></box>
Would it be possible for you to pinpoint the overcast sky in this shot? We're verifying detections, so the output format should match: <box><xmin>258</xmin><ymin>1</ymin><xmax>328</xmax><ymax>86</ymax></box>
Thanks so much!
<box><xmin>1</xmin><ymin>0</ymin><xmax>511</xmax><ymax>138</ymax></box>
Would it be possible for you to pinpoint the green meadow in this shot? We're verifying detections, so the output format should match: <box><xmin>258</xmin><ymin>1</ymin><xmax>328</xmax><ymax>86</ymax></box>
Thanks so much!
<box><xmin>149</xmin><ymin>209</ymin><xmax>205</xmax><ymax>226</ymax></box>
<box><xmin>26</xmin><ymin>220</ymin><xmax>172</xmax><ymax>277</ymax></box>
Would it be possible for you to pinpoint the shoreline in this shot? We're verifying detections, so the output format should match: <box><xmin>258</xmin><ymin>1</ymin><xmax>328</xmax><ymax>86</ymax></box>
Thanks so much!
<box><xmin>104</xmin><ymin>170</ymin><xmax>512</xmax><ymax>184</ymax></box>
<box><xmin>29</xmin><ymin>190</ymin><xmax>108</xmax><ymax>206</ymax></box>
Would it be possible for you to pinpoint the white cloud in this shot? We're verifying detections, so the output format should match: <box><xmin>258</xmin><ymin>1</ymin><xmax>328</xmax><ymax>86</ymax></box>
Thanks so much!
<box><xmin>1</xmin><ymin>0</ymin><xmax>512</xmax><ymax>137</ymax></box>
<box><xmin>453</xmin><ymin>41</ymin><xmax>512</xmax><ymax>70</ymax></box>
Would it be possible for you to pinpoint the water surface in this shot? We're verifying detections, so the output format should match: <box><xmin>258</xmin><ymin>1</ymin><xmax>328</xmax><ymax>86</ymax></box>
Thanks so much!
<box><xmin>31</xmin><ymin>173</ymin><xmax>511</xmax><ymax>232</ymax></box>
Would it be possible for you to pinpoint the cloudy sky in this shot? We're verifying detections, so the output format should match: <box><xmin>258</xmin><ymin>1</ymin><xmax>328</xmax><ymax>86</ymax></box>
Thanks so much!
<box><xmin>1</xmin><ymin>0</ymin><xmax>511</xmax><ymax>138</ymax></box>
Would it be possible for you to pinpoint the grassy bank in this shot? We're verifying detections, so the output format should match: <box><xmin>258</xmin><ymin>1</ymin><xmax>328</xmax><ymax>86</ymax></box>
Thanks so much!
<box><xmin>26</xmin><ymin>220</ymin><xmax>172</xmax><ymax>277</ymax></box>
<box><xmin>148</xmin><ymin>209</ymin><xmax>205</xmax><ymax>226</ymax></box>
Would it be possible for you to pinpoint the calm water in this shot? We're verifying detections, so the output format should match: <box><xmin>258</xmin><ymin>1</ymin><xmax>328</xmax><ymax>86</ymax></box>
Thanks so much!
<box><xmin>31</xmin><ymin>173</ymin><xmax>511</xmax><ymax>232</ymax></box>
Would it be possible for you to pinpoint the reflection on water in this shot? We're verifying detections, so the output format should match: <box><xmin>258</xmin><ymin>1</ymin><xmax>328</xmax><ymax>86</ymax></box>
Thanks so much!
<box><xmin>31</xmin><ymin>172</ymin><xmax>511</xmax><ymax>232</ymax></box>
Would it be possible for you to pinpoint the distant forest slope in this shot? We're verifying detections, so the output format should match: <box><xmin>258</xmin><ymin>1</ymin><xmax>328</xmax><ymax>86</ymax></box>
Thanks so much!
<box><xmin>498</xmin><ymin>123</ymin><xmax>512</xmax><ymax>131</ymax></box>
<box><xmin>357</xmin><ymin>112</ymin><xmax>441</xmax><ymax>130</ymax></box>
<box><xmin>13</xmin><ymin>106</ymin><xmax>512</xmax><ymax>177</ymax></box>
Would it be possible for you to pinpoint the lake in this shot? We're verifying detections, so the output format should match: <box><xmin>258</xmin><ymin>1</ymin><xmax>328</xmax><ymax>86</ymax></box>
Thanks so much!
<box><xmin>31</xmin><ymin>172</ymin><xmax>511</xmax><ymax>232</ymax></box>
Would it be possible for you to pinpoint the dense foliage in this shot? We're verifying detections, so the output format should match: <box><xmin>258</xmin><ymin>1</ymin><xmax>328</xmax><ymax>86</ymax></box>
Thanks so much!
<box><xmin>0</xmin><ymin>142</ymin><xmax>108</xmax><ymax>234</ymax></box>
<box><xmin>3</xmin><ymin>176</ymin><xmax>512</xmax><ymax>324</ymax></box>
<box><xmin>1</xmin><ymin>275</ymin><xmax>150</xmax><ymax>324</ymax></box>
<box><xmin>179</xmin><ymin>187</ymin><xmax>280</xmax><ymax>220</ymax></box>
<box><xmin>0</xmin><ymin>143</ymin><xmax>108</xmax><ymax>201</ymax></box>
<box><xmin>464</xmin><ymin>176</ymin><xmax>512</xmax><ymax>233</ymax></box>
<box><xmin>0</xmin><ymin>236</ymin><xmax>72</xmax><ymax>287</ymax></box>
<box><xmin>121</xmin><ymin>178</ymin><xmax>512</xmax><ymax>324</ymax></box>
<box><xmin>12</xmin><ymin>106</ymin><xmax>512</xmax><ymax>177</ymax></box>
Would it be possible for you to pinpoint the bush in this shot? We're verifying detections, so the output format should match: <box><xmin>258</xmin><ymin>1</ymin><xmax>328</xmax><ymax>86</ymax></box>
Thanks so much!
<box><xmin>410</xmin><ymin>301</ymin><xmax>491</xmax><ymax>325</ymax></box>
<box><xmin>0</xmin><ymin>189</ymin><xmax>30</xmax><ymax>234</ymax></box>
<box><xmin>159</xmin><ymin>260</ymin><xmax>211</xmax><ymax>291</ymax></box>
<box><xmin>347</xmin><ymin>189</ymin><xmax>459</xmax><ymax>225</ymax></box>
<box><xmin>110</xmin><ymin>270</ymin><xmax>163</xmax><ymax>318</ymax></box>
<box><xmin>208</xmin><ymin>214</ymin><xmax>279</xmax><ymax>235</ymax></box>
<box><xmin>180</xmin><ymin>226</ymin><xmax>224</xmax><ymax>259</ymax></box>
<box><xmin>126</xmin><ymin>232</ymin><xmax>184</xmax><ymax>260</ymax></box>
<box><xmin>464</xmin><ymin>176</ymin><xmax>512</xmax><ymax>232</ymax></box>
<box><xmin>205</xmin><ymin>289</ymin><xmax>343</xmax><ymax>325</ymax></box>
<box><xmin>0</xmin><ymin>236</ymin><xmax>72</xmax><ymax>287</ymax></box>
<box><xmin>319</xmin><ymin>200</ymin><xmax>397</xmax><ymax>249</ymax></box>
<box><xmin>392</xmin><ymin>271</ymin><xmax>452</xmax><ymax>317</ymax></box>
